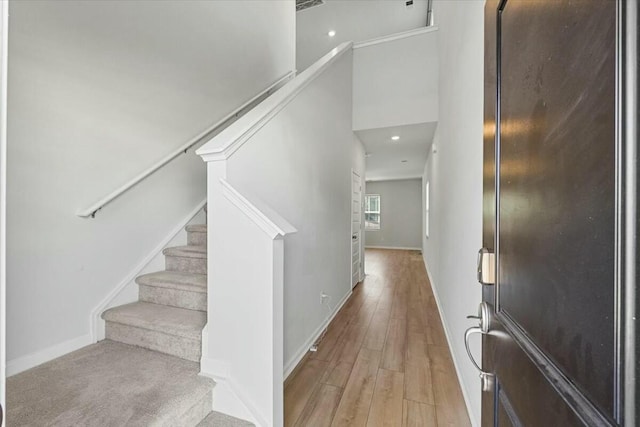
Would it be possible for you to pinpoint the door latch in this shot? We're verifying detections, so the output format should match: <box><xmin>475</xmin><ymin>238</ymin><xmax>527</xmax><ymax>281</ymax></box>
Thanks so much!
<box><xmin>477</xmin><ymin>248</ymin><xmax>495</xmax><ymax>285</ymax></box>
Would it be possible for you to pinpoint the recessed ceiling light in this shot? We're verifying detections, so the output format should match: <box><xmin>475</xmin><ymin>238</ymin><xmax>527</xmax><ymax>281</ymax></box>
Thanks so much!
<box><xmin>328</xmin><ymin>30</ymin><xmax>336</xmax><ymax>37</ymax></box>
<box><xmin>391</xmin><ymin>136</ymin><xmax>400</xmax><ymax>141</ymax></box>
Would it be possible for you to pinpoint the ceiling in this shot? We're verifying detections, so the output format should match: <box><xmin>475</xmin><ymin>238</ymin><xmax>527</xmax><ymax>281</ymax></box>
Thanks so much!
<box><xmin>297</xmin><ymin>0</ymin><xmax>435</xmax><ymax>182</ymax></box>
<box><xmin>296</xmin><ymin>0</ymin><xmax>430</xmax><ymax>71</ymax></box>
<box><xmin>355</xmin><ymin>122</ymin><xmax>437</xmax><ymax>182</ymax></box>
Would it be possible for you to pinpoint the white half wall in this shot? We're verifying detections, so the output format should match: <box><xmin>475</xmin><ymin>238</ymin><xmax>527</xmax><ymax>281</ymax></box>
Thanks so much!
<box><xmin>202</xmin><ymin>178</ymin><xmax>295</xmax><ymax>427</ymax></box>
<box><xmin>353</xmin><ymin>28</ymin><xmax>439</xmax><ymax>131</ymax></box>
<box><xmin>6</xmin><ymin>0</ymin><xmax>294</xmax><ymax>366</ymax></box>
<box><xmin>422</xmin><ymin>1</ymin><xmax>484</xmax><ymax>426</ymax></box>
<box><xmin>224</xmin><ymin>48</ymin><xmax>354</xmax><ymax>374</ymax></box>
<box><xmin>365</xmin><ymin>179</ymin><xmax>422</xmax><ymax>250</ymax></box>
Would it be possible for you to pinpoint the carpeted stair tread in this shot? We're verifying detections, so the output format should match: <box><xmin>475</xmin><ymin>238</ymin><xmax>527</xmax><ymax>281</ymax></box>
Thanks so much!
<box><xmin>137</xmin><ymin>271</ymin><xmax>206</xmax><ymax>293</ymax></box>
<box><xmin>186</xmin><ymin>224</ymin><xmax>207</xmax><ymax>233</ymax></box>
<box><xmin>186</xmin><ymin>224</ymin><xmax>207</xmax><ymax>246</ymax></box>
<box><xmin>198</xmin><ymin>411</ymin><xmax>254</xmax><ymax>427</ymax></box>
<box><xmin>163</xmin><ymin>245</ymin><xmax>207</xmax><ymax>259</ymax></box>
<box><xmin>102</xmin><ymin>301</ymin><xmax>206</xmax><ymax>339</ymax></box>
<box><xmin>7</xmin><ymin>340</ymin><xmax>215</xmax><ymax>426</ymax></box>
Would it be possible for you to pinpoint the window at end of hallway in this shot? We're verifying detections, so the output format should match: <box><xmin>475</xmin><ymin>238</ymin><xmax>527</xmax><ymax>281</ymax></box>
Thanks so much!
<box><xmin>365</xmin><ymin>194</ymin><xmax>380</xmax><ymax>230</ymax></box>
<box><xmin>425</xmin><ymin>181</ymin><xmax>430</xmax><ymax>238</ymax></box>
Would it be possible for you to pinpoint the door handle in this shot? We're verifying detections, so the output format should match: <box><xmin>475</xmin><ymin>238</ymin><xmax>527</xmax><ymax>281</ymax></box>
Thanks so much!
<box><xmin>464</xmin><ymin>302</ymin><xmax>494</xmax><ymax>384</ymax></box>
<box><xmin>464</xmin><ymin>326</ymin><xmax>494</xmax><ymax>392</ymax></box>
<box><xmin>464</xmin><ymin>326</ymin><xmax>490</xmax><ymax>375</ymax></box>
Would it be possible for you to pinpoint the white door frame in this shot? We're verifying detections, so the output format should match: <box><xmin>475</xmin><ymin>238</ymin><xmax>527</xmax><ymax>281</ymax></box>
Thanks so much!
<box><xmin>1</xmin><ymin>0</ymin><xmax>8</xmax><ymax>419</ymax></box>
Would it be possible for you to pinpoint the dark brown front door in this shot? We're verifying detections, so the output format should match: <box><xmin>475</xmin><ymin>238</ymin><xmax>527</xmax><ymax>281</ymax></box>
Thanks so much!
<box><xmin>480</xmin><ymin>1</ymin><xmax>638</xmax><ymax>425</ymax></box>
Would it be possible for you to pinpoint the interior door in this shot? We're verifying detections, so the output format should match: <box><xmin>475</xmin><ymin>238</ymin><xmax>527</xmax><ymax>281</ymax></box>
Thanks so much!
<box><xmin>351</xmin><ymin>170</ymin><xmax>362</xmax><ymax>288</ymax></box>
<box><xmin>479</xmin><ymin>1</ymin><xmax>639</xmax><ymax>426</ymax></box>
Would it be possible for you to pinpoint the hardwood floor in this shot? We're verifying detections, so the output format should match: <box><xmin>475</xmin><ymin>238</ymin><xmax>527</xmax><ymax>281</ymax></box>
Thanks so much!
<box><xmin>284</xmin><ymin>249</ymin><xmax>471</xmax><ymax>427</ymax></box>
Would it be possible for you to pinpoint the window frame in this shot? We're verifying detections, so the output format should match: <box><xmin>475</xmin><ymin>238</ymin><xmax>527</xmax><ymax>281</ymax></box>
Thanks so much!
<box><xmin>425</xmin><ymin>181</ymin><xmax>430</xmax><ymax>238</ymax></box>
<box><xmin>364</xmin><ymin>194</ymin><xmax>381</xmax><ymax>231</ymax></box>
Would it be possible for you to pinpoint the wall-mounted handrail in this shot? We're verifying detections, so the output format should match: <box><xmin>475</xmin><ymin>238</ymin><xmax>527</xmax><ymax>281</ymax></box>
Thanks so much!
<box><xmin>352</xmin><ymin>26</ymin><xmax>438</xmax><ymax>50</ymax></box>
<box><xmin>76</xmin><ymin>70</ymin><xmax>295</xmax><ymax>218</ymax></box>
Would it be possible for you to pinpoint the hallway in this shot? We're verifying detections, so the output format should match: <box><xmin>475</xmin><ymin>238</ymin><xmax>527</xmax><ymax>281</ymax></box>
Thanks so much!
<box><xmin>284</xmin><ymin>249</ymin><xmax>471</xmax><ymax>426</ymax></box>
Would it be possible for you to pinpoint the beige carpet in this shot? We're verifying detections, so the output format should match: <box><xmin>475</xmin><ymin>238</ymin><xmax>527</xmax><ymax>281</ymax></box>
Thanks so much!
<box><xmin>198</xmin><ymin>412</ymin><xmax>254</xmax><ymax>427</ymax></box>
<box><xmin>7</xmin><ymin>340</ymin><xmax>214</xmax><ymax>426</ymax></box>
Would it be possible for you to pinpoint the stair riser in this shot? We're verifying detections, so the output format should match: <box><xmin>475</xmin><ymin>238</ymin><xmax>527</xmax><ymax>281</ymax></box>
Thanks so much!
<box><xmin>166</xmin><ymin>256</ymin><xmax>207</xmax><ymax>275</ymax></box>
<box><xmin>176</xmin><ymin>390</ymin><xmax>212</xmax><ymax>427</ymax></box>
<box><xmin>105</xmin><ymin>322</ymin><xmax>201</xmax><ymax>362</ymax></box>
<box><xmin>139</xmin><ymin>285</ymin><xmax>207</xmax><ymax>311</ymax></box>
<box><xmin>187</xmin><ymin>231</ymin><xmax>207</xmax><ymax>246</ymax></box>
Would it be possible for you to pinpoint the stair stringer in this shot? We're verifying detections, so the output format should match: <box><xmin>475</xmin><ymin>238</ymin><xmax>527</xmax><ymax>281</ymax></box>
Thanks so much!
<box><xmin>90</xmin><ymin>199</ymin><xmax>206</xmax><ymax>342</ymax></box>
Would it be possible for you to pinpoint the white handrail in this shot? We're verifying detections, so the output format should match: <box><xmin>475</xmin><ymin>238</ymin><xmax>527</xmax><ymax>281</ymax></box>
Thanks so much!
<box><xmin>220</xmin><ymin>179</ymin><xmax>297</xmax><ymax>239</ymax></box>
<box><xmin>353</xmin><ymin>26</ymin><xmax>438</xmax><ymax>49</ymax></box>
<box><xmin>76</xmin><ymin>70</ymin><xmax>295</xmax><ymax>218</ymax></box>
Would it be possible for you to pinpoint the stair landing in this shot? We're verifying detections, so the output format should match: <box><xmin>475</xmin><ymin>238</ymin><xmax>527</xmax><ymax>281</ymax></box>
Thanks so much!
<box><xmin>7</xmin><ymin>340</ymin><xmax>214</xmax><ymax>427</ymax></box>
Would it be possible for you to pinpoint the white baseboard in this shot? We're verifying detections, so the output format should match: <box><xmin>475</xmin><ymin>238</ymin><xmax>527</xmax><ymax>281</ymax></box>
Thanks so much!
<box><xmin>201</xmin><ymin>357</ymin><xmax>230</xmax><ymax>379</ymax></box>
<box><xmin>90</xmin><ymin>199</ymin><xmax>207</xmax><ymax>342</ymax></box>
<box><xmin>365</xmin><ymin>245</ymin><xmax>421</xmax><ymax>251</ymax></box>
<box><xmin>283</xmin><ymin>289</ymin><xmax>351</xmax><ymax>379</ymax></box>
<box><xmin>200</xmin><ymin>371</ymin><xmax>268</xmax><ymax>427</ymax></box>
<box><xmin>200</xmin><ymin>287</ymin><xmax>351</xmax><ymax>427</ymax></box>
<box><xmin>7</xmin><ymin>333</ymin><xmax>92</xmax><ymax>377</ymax></box>
<box><xmin>423</xmin><ymin>259</ymin><xmax>478</xmax><ymax>427</ymax></box>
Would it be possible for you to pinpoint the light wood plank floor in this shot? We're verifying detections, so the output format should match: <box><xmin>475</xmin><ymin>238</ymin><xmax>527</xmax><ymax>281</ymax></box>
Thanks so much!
<box><xmin>284</xmin><ymin>249</ymin><xmax>471</xmax><ymax>427</ymax></box>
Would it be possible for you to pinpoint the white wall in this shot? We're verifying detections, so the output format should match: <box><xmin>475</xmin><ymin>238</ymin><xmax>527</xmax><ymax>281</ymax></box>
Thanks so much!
<box><xmin>225</xmin><ymin>49</ymin><xmax>354</xmax><ymax>374</ymax></box>
<box><xmin>296</xmin><ymin>0</ymin><xmax>429</xmax><ymax>72</ymax></box>
<box><xmin>0</xmin><ymin>0</ymin><xmax>7</xmax><ymax>413</ymax></box>
<box><xmin>6</xmin><ymin>0</ymin><xmax>295</xmax><ymax>367</ymax></box>
<box><xmin>366</xmin><ymin>179</ymin><xmax>422</xmax><ymax>250</ymax></box>
<box><xmin>422</xmin><ymin>1</ymin><xmax>484</xmax><ymax>426</ymax></box>
<box><xmin>353</xmin><ymin>28</ymin><xmax>438</xmax><ymax>131</ymax></box>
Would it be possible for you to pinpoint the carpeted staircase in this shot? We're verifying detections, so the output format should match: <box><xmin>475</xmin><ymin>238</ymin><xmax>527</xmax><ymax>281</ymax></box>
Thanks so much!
<box><xmin>102</xmin><ymin>224</ymin><xmax>208</xmax><ymax>362</ymax></box>
<box><xmin>8</xmin><ymin>222</ymin><xmax>253</xmax><ymax>426</ymax></box>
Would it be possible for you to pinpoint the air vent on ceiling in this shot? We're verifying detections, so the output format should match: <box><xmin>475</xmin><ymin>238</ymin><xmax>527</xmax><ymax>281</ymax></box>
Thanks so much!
<box><xmin>296</xmin><ymin>0</ymin><xmax>325</xmax><ymax>12</ymax></box>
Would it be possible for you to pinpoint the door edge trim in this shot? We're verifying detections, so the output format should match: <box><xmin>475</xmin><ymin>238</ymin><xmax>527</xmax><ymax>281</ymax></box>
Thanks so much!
<box><xmin>619</xmin><ymin>0</ymin><xmax>639</xmax><ymax>424</ymax></box>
